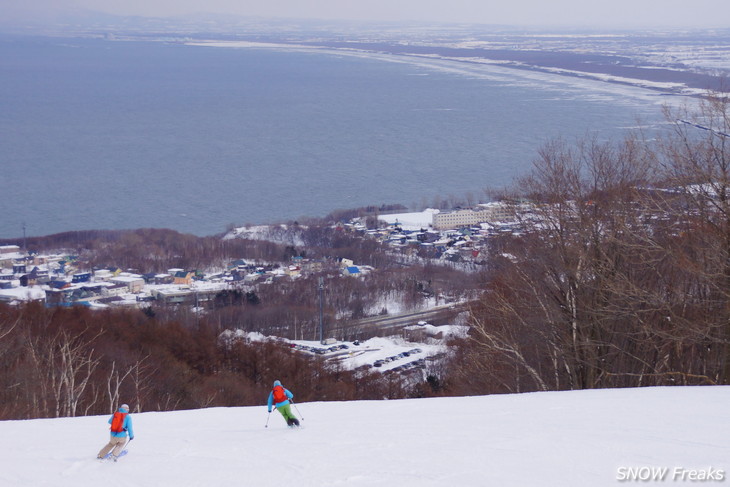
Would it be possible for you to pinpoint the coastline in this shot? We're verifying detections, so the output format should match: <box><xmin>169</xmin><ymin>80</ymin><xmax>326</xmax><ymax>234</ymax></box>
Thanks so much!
<box><xmin>186</xmin><ymin>38</ymin><xmax>721</xmax><ymax>98</ymax></box>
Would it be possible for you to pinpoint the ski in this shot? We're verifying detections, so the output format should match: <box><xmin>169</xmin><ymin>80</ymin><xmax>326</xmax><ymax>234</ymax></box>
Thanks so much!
<box><xmin>101</xmin><ymin>449</ymin><xmax>128</xmax><ymax>461</ymax></box>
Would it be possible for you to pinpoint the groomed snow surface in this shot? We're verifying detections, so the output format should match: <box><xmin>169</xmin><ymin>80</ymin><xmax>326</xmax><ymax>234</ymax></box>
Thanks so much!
<box><xmin>1</xmin><ymin>387</ymin><xmax>728</xmax><ymax>486</ymax></box>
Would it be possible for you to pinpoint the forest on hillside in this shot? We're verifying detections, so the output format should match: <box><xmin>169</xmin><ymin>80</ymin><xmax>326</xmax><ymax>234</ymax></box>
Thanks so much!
<box><xmin>0</xmin><ymin>303</ymin><xmax>427</xmax><ymax>420</ymax></box>
<box><xmin>458</xmin><ymin>96</ymin><xmax>730</xmax><ymax>394</ymax></box>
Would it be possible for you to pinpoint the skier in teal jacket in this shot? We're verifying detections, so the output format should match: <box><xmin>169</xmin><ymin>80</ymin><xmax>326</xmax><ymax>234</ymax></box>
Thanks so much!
<box><xmin>267</xmin><ymin>380</ymin><xmax>299</xmax><ymax>427</ymax></box>
<box><xmin>97</xmin><ymin>404</ymin><xmax>134</xmax><ymax>460</ymax></box>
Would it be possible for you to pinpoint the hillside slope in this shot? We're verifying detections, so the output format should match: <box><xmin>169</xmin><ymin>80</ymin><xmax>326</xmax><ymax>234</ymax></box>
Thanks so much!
<box><xmin>0</xmin><ymin>387</ymin><xmax>728</xmax><ymax>487</ymax></box>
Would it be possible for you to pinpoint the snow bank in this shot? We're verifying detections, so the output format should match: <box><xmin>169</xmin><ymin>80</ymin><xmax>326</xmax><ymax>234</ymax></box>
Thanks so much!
<box><xmin>1</xmin><ymin>387</ymin><xmax>728</xmax><ymax>487</ymax></box>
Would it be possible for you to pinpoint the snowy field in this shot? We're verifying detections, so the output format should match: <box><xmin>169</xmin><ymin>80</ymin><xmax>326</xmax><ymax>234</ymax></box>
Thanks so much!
<box><xmin>224</xmin><ymin>323</ymin><xmax>464</xmax><ymax>374</ymax></box>
<box><xmin>377</xmin><ymin>209</ymin><xmax>439</xmax><ymax>231</ymax></box>
<box><xmin>1</xmin><ymin>386</ymin><xmax>728</xmax><ymax>487</ymax></box>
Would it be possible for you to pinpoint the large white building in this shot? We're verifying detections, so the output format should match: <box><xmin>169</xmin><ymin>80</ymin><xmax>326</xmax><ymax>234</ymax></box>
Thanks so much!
<box><xmin>0</xmin><ymin>245</ymin><xmax>20</xmax><ymax>255</ymax></box>
<box><xmin>432</xmin><ymin>202</ymin><xmax>517</xmax><ymax>230</ymax></box>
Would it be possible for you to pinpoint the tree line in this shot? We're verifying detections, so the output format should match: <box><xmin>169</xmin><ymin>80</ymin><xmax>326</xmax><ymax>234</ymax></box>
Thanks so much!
<box><xmin>0</xmin><ymin>221</ymin><xmax>405</xmax><ymax>274</ymax></box>
<box><xmin>0</xmin><ymin>302</ymin><xmax>416</xmax><ymax>420</ymax></box>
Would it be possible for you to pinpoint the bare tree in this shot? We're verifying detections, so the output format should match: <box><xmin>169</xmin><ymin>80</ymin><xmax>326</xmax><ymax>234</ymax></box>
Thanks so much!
<box><xmin>26</xmin><ymin>328</ymin><xmax>102</xmax><ymax>417</ymax></box>
<box><xmin>106</xmin><ymin>360</ymin><xmax>135</xmax><ymax>414</ymax></box>
<box><xmin>129</xmin><ymin>356</ymin><xmax>155</xmax><ymax>413</ymax></box>
<box><xmin>57</xmin><ymin>329</ymin><xmax>102</xmax><ymax>417</ymax></box>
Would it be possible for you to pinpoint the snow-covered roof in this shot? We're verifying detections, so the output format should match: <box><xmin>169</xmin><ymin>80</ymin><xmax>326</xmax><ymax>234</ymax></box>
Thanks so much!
<box><xmin>111</xmin><ymin>275</ymin><xmax>145</xmax><ymax>283</ymax></box>
<box><xmin>0</xmin><ymin>285</ymin><xmax>46</xmax><ymax>302</ymax></box>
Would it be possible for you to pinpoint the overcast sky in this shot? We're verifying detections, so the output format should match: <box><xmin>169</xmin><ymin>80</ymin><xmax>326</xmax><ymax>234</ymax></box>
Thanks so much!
<box><xmin>6</xmin><ymin>0</ymin><xmax>730</xmax><ymax>28</ymax></box>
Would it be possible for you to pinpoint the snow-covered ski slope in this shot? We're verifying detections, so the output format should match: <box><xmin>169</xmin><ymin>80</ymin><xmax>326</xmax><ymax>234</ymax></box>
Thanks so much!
<box><xmin>1</xmin><ymin>387</ymin><xmax>728</xmax><ymax>487</ymax></box>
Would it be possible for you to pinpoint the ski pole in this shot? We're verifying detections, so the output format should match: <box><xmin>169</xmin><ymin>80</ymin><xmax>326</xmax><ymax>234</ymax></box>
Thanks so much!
<box><xmin>123</xmin><ymin>437</ymin><xmax>132</xmax><ymax>453</ymax></box>
<box><xmin>291</xmin><ymin>400</ymin><xmax>303</xmax><ymax>421</ymax></box>
<box><xmin>265</xmin><ymin>410</ymin><xmax>271</xmax><ymax>428</ymax></box>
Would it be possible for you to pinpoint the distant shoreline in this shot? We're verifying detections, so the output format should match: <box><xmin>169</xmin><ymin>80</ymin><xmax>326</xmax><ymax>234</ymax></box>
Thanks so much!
<box><xmin>318</xmin><ymin>41</ymin><xmax>722</xmax><ymax>95</ymax></box>
<box><xmin>187</xmin><ymin>38</ymin><xmax>722</xmax><ymax>97</ymax></box>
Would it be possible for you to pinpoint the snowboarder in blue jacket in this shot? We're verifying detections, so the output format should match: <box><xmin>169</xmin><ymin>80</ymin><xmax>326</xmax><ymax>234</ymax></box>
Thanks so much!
<box><xmin>268</xmin><ymin>380</ymin><xmax>299</xmax><ymax>427</ymax></box>
<box><xmin>97</xmin><ymin>404</ymin><xmax>134</xmax><ymax>460</ymax></box>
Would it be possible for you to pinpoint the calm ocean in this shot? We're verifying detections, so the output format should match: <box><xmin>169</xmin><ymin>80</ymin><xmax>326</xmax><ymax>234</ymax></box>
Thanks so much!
<box><xmin>0</xmin><ymin>36</ymin><xmax>673</xmax><ymax>238</ymax></box>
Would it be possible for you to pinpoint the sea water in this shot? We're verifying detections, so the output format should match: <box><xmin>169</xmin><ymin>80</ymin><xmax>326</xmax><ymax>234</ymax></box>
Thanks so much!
<box><xmin>0</xmin><ymin>35</ymin><xmax>674</xmax><ymax>238</ymax></box>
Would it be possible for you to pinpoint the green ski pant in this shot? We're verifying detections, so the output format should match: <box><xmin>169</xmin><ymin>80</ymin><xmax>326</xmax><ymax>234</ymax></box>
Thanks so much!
<box><xmin>276</xmin><ymin>403</ymin><xmax>296</xmax><ymax>422</ymax></box>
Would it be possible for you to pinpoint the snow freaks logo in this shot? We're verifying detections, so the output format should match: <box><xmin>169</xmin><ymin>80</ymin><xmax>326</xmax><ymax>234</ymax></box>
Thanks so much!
<box><xmin>617</xmin><ymin>466</ymin><xmax>725</xmax><ymax>482</ymax></box>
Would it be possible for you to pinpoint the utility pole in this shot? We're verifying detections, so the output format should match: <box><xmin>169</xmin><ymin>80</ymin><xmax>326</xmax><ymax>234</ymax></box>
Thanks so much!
<box><xmin>22</xmin><ymin>222</ymin><xmax>27</xmax><ymax>253</ymax></box>
<box><xmin>318</xmin><ymin>277</ymin><xmax>325</xmax><ymax>344</ymax></box>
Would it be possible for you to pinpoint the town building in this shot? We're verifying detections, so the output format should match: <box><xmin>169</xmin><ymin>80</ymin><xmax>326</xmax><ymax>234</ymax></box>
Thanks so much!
<box><xmin>0</xmin><ymin>245</ymin><xmax>20</xmax><ymax>255</ymax></box>
<box><xmin>110</xmin><ymin>274</ymin><xmax>145</xmax><ymax>293</ymax></box>
<box><xmin>432</xmin><ymin>202</ymin><xmax>517</xmax><ymax>230</ymax></box>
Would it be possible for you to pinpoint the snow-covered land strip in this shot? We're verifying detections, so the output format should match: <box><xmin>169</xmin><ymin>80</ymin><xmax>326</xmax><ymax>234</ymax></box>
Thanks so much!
<box><xmin>1</xmin><ymin>387</ymin><xmax>727</xmax><ymax>487</ymax></box>
<box><xmin>377</xmin><ymin>209</ymin><xmax>439</xmax><ymax>231</ymax></box>
<box><xmin>185</xmin><ymin>39</ymin><xmax>706</xmax><ymax>102</ymax></box>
